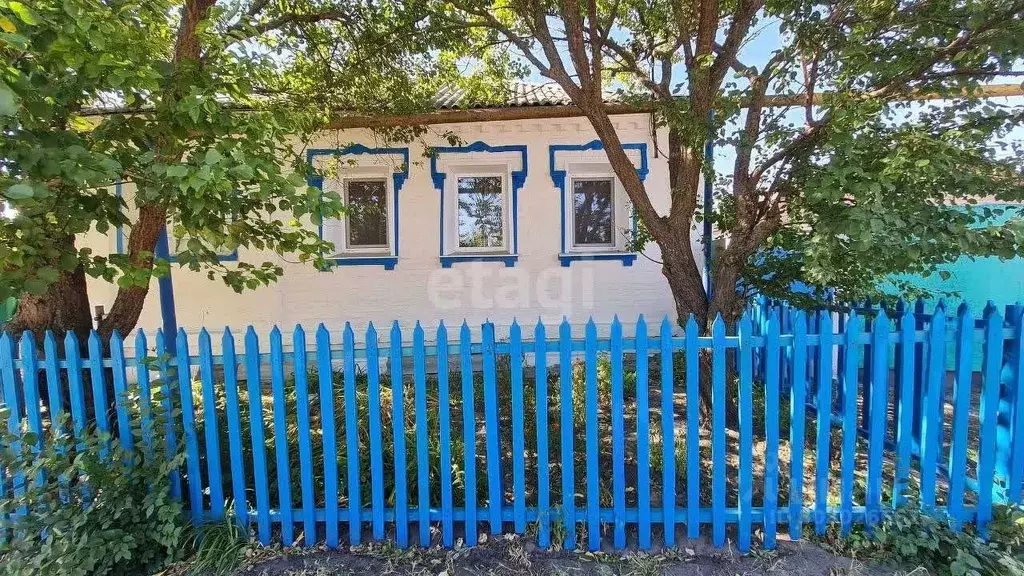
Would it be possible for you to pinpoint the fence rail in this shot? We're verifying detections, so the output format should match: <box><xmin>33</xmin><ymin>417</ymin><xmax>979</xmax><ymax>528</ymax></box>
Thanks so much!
<box><xmin>1</xmin><ymin>300</ymin><xmax>1024</xmax><ymax>552</ymax></box>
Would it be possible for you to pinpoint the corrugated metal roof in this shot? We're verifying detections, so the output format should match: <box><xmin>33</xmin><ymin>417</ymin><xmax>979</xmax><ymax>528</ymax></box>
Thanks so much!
<box><xmin>434</xmin><ymin>82</ymin><xmax>618</xmax><ymax>109</ymax></box>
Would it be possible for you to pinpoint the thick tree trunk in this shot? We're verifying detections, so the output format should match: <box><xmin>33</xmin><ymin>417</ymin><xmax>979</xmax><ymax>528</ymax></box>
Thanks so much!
<box><xmin>96</xmin><ymin>205</ymin><xmax>167</xmax><ymax>341</ymax></box>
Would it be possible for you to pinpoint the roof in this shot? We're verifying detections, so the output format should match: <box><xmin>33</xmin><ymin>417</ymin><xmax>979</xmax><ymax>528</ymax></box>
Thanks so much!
<box><xmin>433</xmin><ymin>82</ymin><xmax>620</xmax><ymax>109</ymax></box>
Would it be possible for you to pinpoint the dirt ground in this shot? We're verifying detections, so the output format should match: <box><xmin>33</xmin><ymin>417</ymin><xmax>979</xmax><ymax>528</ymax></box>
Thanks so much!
<box><xmin>235</xmin><ymin>535</ymin><xmax>899</xmax><ymax>576</ymax></box>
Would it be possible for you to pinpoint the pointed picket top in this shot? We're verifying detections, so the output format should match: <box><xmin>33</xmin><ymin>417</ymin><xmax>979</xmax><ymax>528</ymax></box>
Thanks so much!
<box><xmin>767</xmin><ymin>306</ymin><xmax>781</xmax><ymax>337</ymax></box>
<box><xmin>198</xmin><ymin>327</ymin><xmax>211</xmax><ymax>348</ymax></box>
<box><xmin>269</xmin><ymin>326</ymin><xmax>282</xmax><ymax>349</ymax></box>
<box><xmin>88</xmin><ymin>329</ymin><xmax>103</xmax><ymax>349</ymax></box>
<box><xmin>18</xmin><ymin>329</ymin><xmax>36</xmax><ymax>354</ymax></box>
<box><xmin>244</xmin><ymin>325</ymin><xmax>259</xmax><ymax>348</ymax></box>
<box><xmin>983</xmin><ymin>300</ymin><xmax>999</xmax><ymax>320</ymax></box>
<box><xmin>437</xmin><ymin>321</ymin><xmax>448</xmax><ymax>343</ymax></box>
<box><xmin>510</xmin><ymin>319</ymin><xmax>521</xmax><ymax>340</ymax></box>
<box><xmin>585</xmin><ymin>317</ymin><xmax>597</xmax><ymax>336</ymax></box>
<box><xmin>957</xmin><ymin>304</ymin><xmax>974</xmax><ymax>327</ymax></box>
<box><xmin>293</xmin><ymin>324</ymin><xmax>307</xmax><ymax>349</ymax></box>
<box><xmin>956</xmin><ymin>301</ymin><xmax>970</xmax><ymax>318</ymax></box>
<box><xmin>793</xmin><ymin>309</ymin><xmax>807</xmax><ymax>335</ymax></box>
<box><xmin>391</xmin><ymin>320</ymin><xmax>402</xmax><ymax>341</ymax></box>
<box><xmin>155</xmin><ymin>329</ymin><xmax>166</xmax><ymax>355</ymax></box>
<box><xmin>135</xmin><ymin>329</ymin><xmax>148</xmax><ymax>354</ymax></box>
<box><xmin>845</xmin><ymin>310</ymin><xmax>863</xmax><ymax>342</ymax></box>
<box><xmin>366</xmin><ymin>321</ymin><xmax>378</xmax><ymax>342</ymax></box>
<box><xmin>637</xmin><ymin>314</ymin><xmax>648</xmax><ymax>334</ymax></box>
<box><xmin>413</xmin><ymin>321</ymin><xmax>424</xmax><ymax>341</ymax></box>
<box><xmin>460</xmin><ymin>320</ymin><xmax>471</xmax><ymax>340</ymax></box>
<box><xmin>661</xmin><ymin>315</ymin><xmax>673</xmax><ymax>334</ymax></box>
<box><xmin>109</xmin><ymin>328</ymin><xmax>123</xmax><ymax>345</ymax></box>
<box><xmin>560</xmin><ymin>316</ymin><xmax>572</xmax><ymax>331</ymax></box>
<box><xmin>221</xmin><ymin>328</ymin><xmax>235</xmax><ymax>355</ymax></box>
<box><xmin>738</xmin><ymin>312</ymin><xmax>752</xmax><ymax>339</ymax></box>
<box><xmin>711</xmin><ymin>313</ymin><xmax>727</xmax><ymax>338</ymax></box>
<box><xmin>176</xmin><ymin>327</ymin><xmax>190</xmax><ymax>346</ymax></box>
<box><xmin>316</xmin><ymin>323</ymin><xmax>330</xmax><ymax>341</ymax></box>
<box><xmin>534</xmin><ymin>318</ymin><xmax>545</xmax><ymax>339</ymax></box>
<box><xmin>610</xmin><ymin>315</ymin><xmax>622</xmax><ymax>339</ymax></box>
<box><xmin>42</xmin><ymin>327</ymin><xmax>57</xmax><ymax>354</ymax></box>
<box><xmin>684</xmin><ymin>313</ymin><xmax>697</xmax><ymax>336</ymax></box>
<box><xmin>900</xmin><ymin>300</ymin><xmax>915</xmax><ymax>324</ymax></box>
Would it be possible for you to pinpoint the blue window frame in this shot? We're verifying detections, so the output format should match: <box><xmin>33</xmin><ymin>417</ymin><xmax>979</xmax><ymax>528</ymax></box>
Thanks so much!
<box><xmin>430</xmin><ymin>141</ymin><xmax>527</xmax><ymax>268</ymax></box>
<box><xmin>549</xmin><ymin>140</ymin><xmax>649</xmax><ymax>267</ymax></box>
<box><xmin>307</xmin><ymin>145</ymin><xmax>410</xmax><ymax>271</ymax></box>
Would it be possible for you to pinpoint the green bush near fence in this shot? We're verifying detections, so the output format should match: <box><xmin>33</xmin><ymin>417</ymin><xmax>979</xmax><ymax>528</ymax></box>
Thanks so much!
<box><xmin>0</xmin><ymin>402</ymin><xmax>188</xmax><ymax>576</ymax></box>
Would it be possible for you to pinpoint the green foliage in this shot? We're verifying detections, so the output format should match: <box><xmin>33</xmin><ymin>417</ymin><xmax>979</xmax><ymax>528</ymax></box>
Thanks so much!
<box><xmin>835</xmin><ymin>504</ymin><xmax>1024</xmax><ymax>576</ymax></box>
<box><xmin>185</xmin><ymin>508</ymin><xmax>249</xmax><ymax>576</ymax></box>
<box><xmin>0</xmin><ymin>405</ymin><xmax>188</xmax><ymax>576</ymax></box>
<box><xmin>0</xmin><ymin>0</ymin><xmax>483</xmax><ymax>304</ymax></box>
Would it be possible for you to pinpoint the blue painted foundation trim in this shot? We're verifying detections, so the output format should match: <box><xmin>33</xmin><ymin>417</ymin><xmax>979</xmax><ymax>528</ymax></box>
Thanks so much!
<box><xmin>440</xmin><ymin>255</ymin><xmax>519</xmax><ymax>268</ymax></box>
<box><xmin>308</xmin><ymin>145</ymin><xmax>410</xmax><ymax>270</ymax></box>
<box><xmin>548</xmin><ymin>140</ymin><xmax>648</xmax><ymax>259</ymax></box>
<box><xmin>430</xmin><ymin>141</ymin><xmax>528</xmax><ymax>261</ymax></box>
<box><xmin>558</xmin><ymin>253</ymin><xmax>636</xmax><ymax>267</ymax></box>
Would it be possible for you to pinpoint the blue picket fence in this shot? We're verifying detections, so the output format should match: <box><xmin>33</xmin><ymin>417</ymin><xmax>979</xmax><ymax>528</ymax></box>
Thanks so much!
<box><xmin>1</xmin><ymin>301</ymin><xmax>1024</xmax><ymax>551</ymax></box>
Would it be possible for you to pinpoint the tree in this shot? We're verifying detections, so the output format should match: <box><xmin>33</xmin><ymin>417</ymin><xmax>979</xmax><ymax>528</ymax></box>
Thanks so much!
<box><xmin>0</xmin><ymin>0</ymin><xmax>482</xmax><ymax>343</ymax></box>
<box><xmin>438</xmin><ymin>0</ymin><xmax>1024</xmax><ymax>317</ymax></box>
<box><xmin>437</xmin><ymin>0</ymin><xmax>1024</xmax><ymax>411</ymax></box>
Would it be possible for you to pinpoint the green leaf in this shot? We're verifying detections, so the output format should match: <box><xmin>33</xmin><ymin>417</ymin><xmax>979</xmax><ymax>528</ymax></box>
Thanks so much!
<box><xmin>5</xmin><ymin>183</ymin><xmax>34</xmax><ymax>199</ymax></box>
<box><xmin>0</xmin><ymin>81</ymin><xmax>18</xmax><ymax>116</ymax></box>
<box><xmin>8</xmin><ymin>1</ymin><xmax>40</xmax><ymax>25</ymax></box>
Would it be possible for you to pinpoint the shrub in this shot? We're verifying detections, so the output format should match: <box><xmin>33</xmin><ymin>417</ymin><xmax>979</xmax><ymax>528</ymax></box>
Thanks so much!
<box><xmin>0</xmin><ymin>400</ymin><xmax>188</xmax><ymax>576</ymax></box>
<box><xmin>839</xmin><ymin>503</ymin><xmax>1024</xmax><ymax>576</ymax></box>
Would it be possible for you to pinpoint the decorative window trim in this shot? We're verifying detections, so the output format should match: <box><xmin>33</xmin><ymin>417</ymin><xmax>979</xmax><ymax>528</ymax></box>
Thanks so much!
<box><xmin>114</xmin><ymin>182</ymin><xmax>239</xmax><ymax>263</ymax></box>
<box><xmin>308</xmin><ymin>145</ymin><xmax>410</xmax><ymax>270</ymax></box>
<box><xmin>430</xmin><ymin>141</ymin><xmax>527</xmax><ymax>267</ymax></box>
<box><xmin>549</xmin><ymin>140</ymin><xmax>649</xmax><ymax>267</ymax></box>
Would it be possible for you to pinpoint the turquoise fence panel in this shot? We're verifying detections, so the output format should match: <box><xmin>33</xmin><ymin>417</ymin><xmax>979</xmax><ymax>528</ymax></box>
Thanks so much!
<box><xmin>2</xmin><ymin>302</ymin><xmax>1024</xmax><ymax>553</ymax></box>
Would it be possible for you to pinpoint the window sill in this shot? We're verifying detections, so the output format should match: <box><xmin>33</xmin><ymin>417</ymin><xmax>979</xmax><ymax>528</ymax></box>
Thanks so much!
<box><xmin>326</xmin><ymin>255</ymin><xmax>398</xmax><ymax>270</ymax></box>
<box><xmin>440</xmin><ymin>254</ymin><xmax>518</xmax><ymax>268</ymax></box>
<box><xmin>558</xmin><ymin>252</ymin><xmax>637</xmax><ymax>267</ymax></box>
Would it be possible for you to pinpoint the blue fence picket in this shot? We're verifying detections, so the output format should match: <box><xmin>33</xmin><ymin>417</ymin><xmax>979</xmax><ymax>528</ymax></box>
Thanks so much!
<box><xmin>636</xmin><ymin>316</ymin><xmax>652</xmax><ymax>547</ymax></box>
<box><xmin>738</xmin><ymin>315</ymin><xmax>754</xmax><ymax>552</ymax></box>
<box><xmin>155</xmin><ymin>330</ymin><xmax>181</xmax><ymax>501</ymax></box>
<box><xmin>135</xmin><ymin>331</ymin><xmax>153</xmax><ymax>455</ymax></box>
<box><xmin>510</xmin><ymin>321</ymin><xmax>526</xmax><ymax>534</ymax></box>
<box><xmin>391</xmin><ymin>322</ymin><xmax>408</xmax><ymax>547</ymax></box>
<box><xmin>534</xmin><ymin>321</ymin><xmax>550</xmax><ymax>549</ymax></box>
<box><xmin>244</xmin><ymin>327</ymin><xmax>271</xmax><ymax>544</ymax></box>
<box><xmin>685</xmin><ymin>315</ymin><xmax>700</xmax><ymax>540</ymax></box>
<box><xmin>584</xmin><ymin>320</ymin><xmax>600</xmax><ymax>551</ymax></box>
<box><xmin>437</xmin><ymin>323</ymin><xmax>454</xmax><ymax>547</ymax></box>
<box><xmin>221</xmin><ymin>329</ymin><xmax>248</xmax><ymax>528</ymax></box>
<box><xmin>1010</xmin><ymin>309</ymin><xmax>1024</xmax><ymax>504</ymax></box>
<box><xmin>893</xmin><ymin>306</ymin><xmax>916</xmax><ymax>509</ymax></box>
<box><xmin>88</xmin><ymin>331</ymin><xmax>111</xmax><ymax>457</ymax></box>
<box><xmin>978</xmin><ymin>305</ymin><xmax>1003</xmax><ymax>536</ymax></box>
<box><xmin>366</xmin><ymin>324</ymin><xmax>385</xmax><ymax>540</ymax></box>
<box><xmin>19</xmin><ymin>334</ymin><xmax>44</xmax><ymax>463</ymax></box>
<box><xmin>839</xmin><ymin>313</ymin><xmax>861</xmax><ymax>536</ymax></box>
<box><xmin>345</xmin><ymin>323</ymin><xmax>362</xmax><ymax>546</ymax></box>
<box><xmin>789</xmin><ymin>311</ymin><xmax>808</xmax><ymax>540</ymax></box>
<box><xmin>559</xmin><ymin>318</ymin><xmax>576</xmax><ymax>549</ymax></box>
<box><xmin>269</xmin><ymin>327</ymin><xmax>294</xmax><ymax>544</ymax></box>
<box><xmin>660</xmin><ymin>316</ymin><xmax>677</xmax><ymax>546</ymax></box>
<box><xmin>949</xmin><ymin>307</ymin><xmax>973</xmax><ymax>530</ymax></box>
<box><xmin>921</xmin><ymin>307</ymin><xmax>946</xmax><ymax>511</ymax></box>
<box><xmin>316</xmin><ymin>325</ymin><xmax>339</xmax><ymax>548</ymax></box>
<box><xmin>413</xmin><ymin>323</ymin><xmax>430</xmax><ymax>546</ymax></box>
<box><xmin>481</xmin><ymin>322</ymin><xmax>502</xmax><ymax>536</ymax></box>
<box><xmin>763</xmin><ymin>310</ymin><xmax>781</xmax><ymax>549</ymax></box>
<box><xmin>1</xmin><ymin>333</ymin><xmax>24</xmax><ymax>521</ymax></box>
<box><xmin>43</xmin><ymin>332</ymin><xmax>63</xmax><ymax>437</ymax></box>
<box><xmin>610</xmin><ymin>317</ymin><xmax>626</xmax><ymax>549</ymax></box>
<box><xmin>814</xmin><ymin>311</ymin><xmax>834</xmax><ymax>535</ymax></box>
<box><xmin>198</xmin><ymin>329</ymin><xmax>225</xmax><ymax>519</ymax></box>
<box><xmin>176</xmin><ymin>330</ymin><xmax>203</xmax><ymax>523</ymax></box>
<box><xmin>460</xmin><ymin>322</ymin><xmax>477</xmax><ymax>546</ymax></box>
<box><xmin>292</xmin><ymin>326</ymin><xmax>316</xmax><ymax>544</ymax></box>
<box><xmin>711</xmin><ymin>315</ymin><xmax>726</xmax><ymax>547</ymax></box>
<box><xmin>867</xmin><ymin>311</ymin><xmax>890</xmax><ymax>529</ymax></box>
<box><xmin>108</xmin><ymin>331</ymin><xmax>132</xmax><ymax>452</ymax></box>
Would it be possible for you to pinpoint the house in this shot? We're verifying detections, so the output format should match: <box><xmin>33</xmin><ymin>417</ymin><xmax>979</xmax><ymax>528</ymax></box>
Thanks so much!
<box><xmin>80</xmin><ymin>84</ymin><xmax>707</xmax><ymax>344</ymax></box>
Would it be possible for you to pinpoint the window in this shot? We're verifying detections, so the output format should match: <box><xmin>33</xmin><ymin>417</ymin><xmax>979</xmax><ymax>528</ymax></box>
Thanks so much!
<box><xmin>572</xmin><ymin>178</ymin><xmax>614</xmax><ymax>247</ymax></box>
<box><xmin>457</xmin><ymin>175</ymin><xmax>505</xmax><ymax>250</ymax></box>
<box><xmin>345</xmin><ymin>179</ymin><xmax>388</xmax><ymax>249</ymax></box>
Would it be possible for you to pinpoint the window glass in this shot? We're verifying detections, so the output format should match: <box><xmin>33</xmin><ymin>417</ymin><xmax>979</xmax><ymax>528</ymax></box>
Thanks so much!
<box><xmin>345</xmin><ymin>179</ymin><xmax>388</xmax><ymax>248</ymax></box>
<box><xmin>457</xmin><ymin>176</ymin><xmax>504</xmax><ymax>249</ymax></box>
<box><xmin>573</xmin><ymin>178</ymin><xmax>614</xmax><ymax>246</ymax></box>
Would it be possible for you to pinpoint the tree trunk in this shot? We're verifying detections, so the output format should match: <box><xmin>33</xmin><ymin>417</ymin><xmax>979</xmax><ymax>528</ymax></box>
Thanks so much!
<box><xmin>96</xmin><ymin>205</ymin><xmax>167</xmax><ymax>341</ymax></box>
